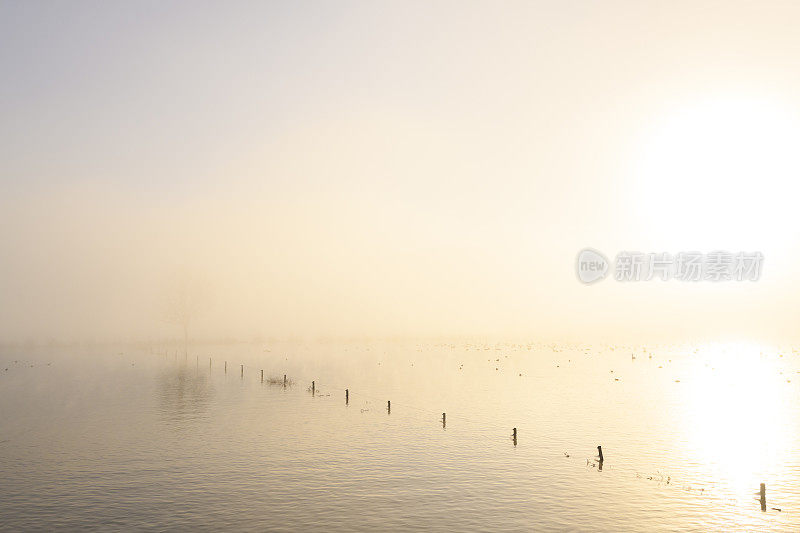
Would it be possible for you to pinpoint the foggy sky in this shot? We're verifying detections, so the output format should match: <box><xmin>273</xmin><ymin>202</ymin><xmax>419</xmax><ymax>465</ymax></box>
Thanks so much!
<box><xmin>2</xmin><ymin>1</ymin><xmax>800</xmax><ymax>343</ymax></box>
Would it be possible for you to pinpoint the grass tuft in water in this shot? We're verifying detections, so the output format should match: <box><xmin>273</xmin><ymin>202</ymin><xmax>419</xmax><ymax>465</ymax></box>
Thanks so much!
<box><xmin>266</xmin><ymin>376</ymin><xmax>292</xmax><ymax>386</ymax></box>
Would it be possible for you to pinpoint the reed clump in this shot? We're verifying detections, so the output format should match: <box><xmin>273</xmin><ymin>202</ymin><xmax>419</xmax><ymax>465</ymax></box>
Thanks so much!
<box><xmin>266</xmin><ymin>376</ymin><xmax>292</xmax><ymax>385</ymax></box>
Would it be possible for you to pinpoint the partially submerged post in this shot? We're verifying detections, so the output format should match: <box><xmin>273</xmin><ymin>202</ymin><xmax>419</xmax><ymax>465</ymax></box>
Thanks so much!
<box><xmin>442</xmin><ymin>413</ymin><xmax>446</xmax><ymax>428</ymax></box>
<box><xmin>312</xmin><ymin>381</ymin><xmax>315</xmax><ymax>395</ymax></box>
<box><xmin>240</xmin><ymin>364</ymin><xmax>243</xmax><ymax>377</ymax></box>
<box><xmin>760</xmin><ymin>483</ymin><xmax>766</xmax><ymax>511</ymax></box>
<box><xmin>512</xmin><ymin>427</ymin><xmax>517</xmax><ymax>445</ymax></box>
<box><xmin>283</xmin><ymin>374</ymin><xmax>287</xmax><ymax>387</ymax></box>
<box><xmin>597</xmin><ymin>445</ymin><xmax>604</xmax><ymax>463</ymax></box>
<box><xmin>387</xmin><ymin>400</ymin><xmax>391</xmax><ymax>413</ymax></box>
<box><xmin>346</xmin><ymin>389</ymin><xmax>349</xmax><ymax>404</ymax></box>
<box><xmin>261</xmin><ymin>369</ymin><xmax>264</xmax><ymax>383</ymax></box>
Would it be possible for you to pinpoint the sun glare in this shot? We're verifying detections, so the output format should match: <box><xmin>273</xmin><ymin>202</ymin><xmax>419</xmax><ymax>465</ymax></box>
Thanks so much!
<box><xmin>684</xmin><ymin>342</ymin><xmax>790</xmax><ymax>500</ymax></box>
<box><xmin>634</xmin><ymin>96</ymin><xmax>800</xmax><ymax>255</ymax></box>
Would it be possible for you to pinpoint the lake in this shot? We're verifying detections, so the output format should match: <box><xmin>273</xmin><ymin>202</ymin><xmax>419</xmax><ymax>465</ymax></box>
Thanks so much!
<box><xmin>1</xmin><ymin>340</ymin><xmax>798</xmax><ymax>531</ymax></box>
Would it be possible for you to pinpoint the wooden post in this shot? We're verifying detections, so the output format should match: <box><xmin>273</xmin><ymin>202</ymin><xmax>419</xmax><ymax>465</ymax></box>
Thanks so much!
<box><xmin>261</xmin><ymin>369</ymin><xmax>264</xmax><ymax>382</ymax></box>
<box><xmin>387</xmin><ymin>400</ymin><xmax>391</xmax><ymax>413</ymax></box>
<box><xmin>283</xmin><ymin>374</ymin><xmax>287</xmax><ymax>386</ymax></box>
<box><xmin>512</xmin><ymin>427</ymin><xmax>517</xmax><ymax>445</ymax></box>
<box><xmin>442</xmin><ymin>413</ymin><xmax>446</xmax><ymax>428</ymax></box>
<box><xmin>760</xmin><ymin>483</ymin><xmax>766</xmax><ymax>511</ymax></box>
<box><xmin>312</xmin><ymin>381</ymin><xmax>315</xmax><ymax>395</ymax></box>
<box><xmin>346</xmin><ymin>389</ymin><xmax>349</xmax><ymax>404</ymax></box>
<box><xmin>597</xmin><ymin>445</ymin><xmax>604</xmax><ymax>463</ymax></box>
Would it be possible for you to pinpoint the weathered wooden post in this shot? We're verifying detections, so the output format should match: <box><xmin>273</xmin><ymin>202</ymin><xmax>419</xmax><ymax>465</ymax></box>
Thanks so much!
<box><xmin>346</xmin><ymin>389</ymin><xmax>349</xmax><ymax>404</ymax></box>
<box><xmin>442</xmin><ymin>413</ymin><xmax>446</xmax><ymax>428</ymax></box>
<box><xmin>387</xmin><ymin>400</ymin><xmax>391</xmax><ymax>413</ymax></box>
<box><xmin>597</xmin><ymin>445</ymin><xmax>604</xmax><ymax>463</ymax></box>
<box><xmin>512</xmin><ymin>427</ymin><xmax>517</xmax><ymax>445</ymax></box>
<box><xmin>283</xmin><ymin>374</ymin><xmax>287</xmax><ymax>386</ymax></box>
<box><xmin>760</xmin><ymin>483</ymin><xmax>766</xmax><ymax>511</ymax></box>
<box><xmin>312</xmin><ymin>380</ymin><xmax>315</xmax><ymax>395</ymax></box>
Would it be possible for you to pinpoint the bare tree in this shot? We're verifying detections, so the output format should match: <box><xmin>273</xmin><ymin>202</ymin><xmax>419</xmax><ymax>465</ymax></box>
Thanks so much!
<box><xmin>163</xmin><ymin>275</ymin><xmax>205</xmax><ymax>357</ymax></box>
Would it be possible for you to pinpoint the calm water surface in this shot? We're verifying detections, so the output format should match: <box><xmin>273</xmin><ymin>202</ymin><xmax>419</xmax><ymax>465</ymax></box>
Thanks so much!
<box><xmin>1</xmin><ymin>341</ymin><xmax>799</xmax><ymax>531</ymax></box>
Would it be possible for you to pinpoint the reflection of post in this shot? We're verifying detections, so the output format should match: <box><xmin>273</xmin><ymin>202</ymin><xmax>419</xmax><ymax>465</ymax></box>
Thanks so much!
<box><xmin>760</xmin><ymin>483</ymin><xmax>766</xmax><ymax>512</ymax></box>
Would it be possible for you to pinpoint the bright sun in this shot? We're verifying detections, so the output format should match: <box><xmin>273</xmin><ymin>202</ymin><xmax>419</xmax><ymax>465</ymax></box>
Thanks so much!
<box><xmin>633</xmin><ymin>95</ymin><xmax>800</xmax><ymax>256</ymax></box>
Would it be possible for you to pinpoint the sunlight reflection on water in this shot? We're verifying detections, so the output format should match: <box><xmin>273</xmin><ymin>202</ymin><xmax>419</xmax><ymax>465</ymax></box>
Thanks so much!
<box><xmin>0</xmin><ymin>341</ymin><xmax>798</xmax><ymax>531</ymax></box>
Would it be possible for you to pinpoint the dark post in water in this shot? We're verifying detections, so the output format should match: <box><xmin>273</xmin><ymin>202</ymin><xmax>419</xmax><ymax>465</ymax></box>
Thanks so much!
<box><xmin>597</xmin><ymin>445</ymin><xmax>604</xmax><ymax>463</ymax></box>
<box><xmin>345</xmin><ymin>389</ymin><xmax>349</xmax><ymax>404</ymax></box>
<box><xmin>760</xmin><ymin>483</ymin><xmax>766</xmax><ymax>511</ymax></box>
<box><xmin>283</xmin><ymin>374</ymin><xmax>287</xmax><ymax>386</ymax></box>
<box><xmin>261</xmin><ymin>369</ymin><xmax>263</xmax><ymax>382</ymax></box>
<box><xmin>442</xmin><ymin>412</ymin><xmax>446</xmax><ymax>428</ymax></box>
<box><xmin>512</xmin><ymin>427</ymin><xmax>517</xmax><ymax>445</ymax></box>
<box><xmin>312</xmin><ymin>380</ymin><xmax>315</xmax><ymax>395</ymax></box>
<box><xmin>387</xmin><ymin>400</ymin><xmax>391</xmax><ymax>413</ymax></box>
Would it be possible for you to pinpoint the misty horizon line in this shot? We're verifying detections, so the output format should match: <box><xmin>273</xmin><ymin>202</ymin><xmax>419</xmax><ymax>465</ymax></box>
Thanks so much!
<box><xmin>0</xmin><ymin>335</ymin><xmax>789</xmax><ymax>350</ymax></box>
